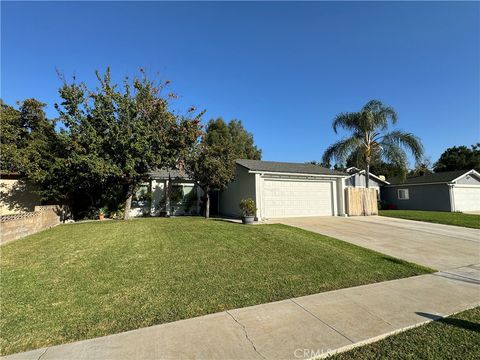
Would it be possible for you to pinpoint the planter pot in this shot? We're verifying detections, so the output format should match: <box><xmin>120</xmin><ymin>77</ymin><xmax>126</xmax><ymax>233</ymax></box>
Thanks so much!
<box><xmin>242</xmin><ymin>216</ymin><xmax>255</xmax><ymax>224</ymax></box>
<box><xmin>99</xmin><ymin>214</ymin><xmax>105</xmax><ymax>221</ymax></box>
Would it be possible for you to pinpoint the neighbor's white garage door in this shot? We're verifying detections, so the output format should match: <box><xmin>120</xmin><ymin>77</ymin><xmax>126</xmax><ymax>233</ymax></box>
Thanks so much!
<box><xmin>263</xmin><ymin>179</ymin><xmax>334</xmax><ymax>218</ymax></box>
<box><xmin>453</xmin><ymin>186</ymin><xmax>480</xmax><ymax>212</ymax></box>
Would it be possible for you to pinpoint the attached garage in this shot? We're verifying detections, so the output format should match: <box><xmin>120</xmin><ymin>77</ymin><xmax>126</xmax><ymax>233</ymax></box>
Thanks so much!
<box><xmin>263</xmin><ymin>179</ymin><xmax>334</xmax><ymax>217</ymax></box>
<box><xmin>452</xmin><ymin>185</ymin><xmax>480</xmax><ymax>212</ymax></box>
<box><xmin>219</xmin><ymin>160</ymin><xmax>347</xmax><ymax>219</ymax></box>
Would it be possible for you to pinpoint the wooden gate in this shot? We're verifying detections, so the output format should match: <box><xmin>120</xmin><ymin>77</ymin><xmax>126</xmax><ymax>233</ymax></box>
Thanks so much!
<box><xmin>345</xmin><ymin>188</ymin><xmax>378</xmax><ymax>216</ymax></box>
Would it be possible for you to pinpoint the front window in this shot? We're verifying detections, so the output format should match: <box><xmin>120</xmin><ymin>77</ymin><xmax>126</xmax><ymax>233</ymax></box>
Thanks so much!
<box><xmin>132</xmin><ymin>183</ymin><xmax>152</xmax><ymax>208</ymax></box>
<box><xmin>397</xmin><ymin>189</ymin><xmax>409</xmax><ymax>200</ymax></box>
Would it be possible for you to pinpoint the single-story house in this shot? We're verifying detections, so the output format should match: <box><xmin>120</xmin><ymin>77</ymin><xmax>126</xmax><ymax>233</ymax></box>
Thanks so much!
<box><xmin>219</xmin><ymin>160</ymin><xmax>347</xmax><ymax>219</ymax></box>
<box><xmin>381</xmin><ymin>169</ymin><xmax>480</xmax><ymax>212</ymax></box>
<box><xmin>130</xmin><ymin>169</ymin><xmax>202</xmax><ymax>217</ymax></box>
<box><xmin>344</xmin><ymin>167</ymin><xmax>389</xmax><ymax>199</ymax></box>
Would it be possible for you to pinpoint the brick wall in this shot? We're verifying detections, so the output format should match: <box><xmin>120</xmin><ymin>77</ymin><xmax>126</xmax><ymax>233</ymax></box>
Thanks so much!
<box><xmin>0</xmin><ymin>205</ymin><xmax>62</xmax><ymax>245</ymax></box>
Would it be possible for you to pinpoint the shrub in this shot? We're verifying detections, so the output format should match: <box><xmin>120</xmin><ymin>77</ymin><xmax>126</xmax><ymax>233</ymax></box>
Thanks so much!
<box><xmin>239</xmin><ymin>198</ymin><xmax>256</xmax><ymax>217</ymax></box>
<box><xmin>378</xmin><ymin>200</ymin><xmax>388</xmax><ymax>210</ymax></box>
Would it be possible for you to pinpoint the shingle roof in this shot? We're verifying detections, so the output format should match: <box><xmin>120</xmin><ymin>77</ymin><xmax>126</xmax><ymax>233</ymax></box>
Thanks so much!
<box><xmin>387</xmin><ymin>169</ymin><xmax>473</xmax><ymax>185</ymax></box>
<box><xmin>236</xmin><ymin>159</ymin><xmax>347</xmax><ymax>176</ymax></box>
<box><xmin>149</xmin><ymin>169</ymin><xmax>190</xmax><ymax>180</ymax></box>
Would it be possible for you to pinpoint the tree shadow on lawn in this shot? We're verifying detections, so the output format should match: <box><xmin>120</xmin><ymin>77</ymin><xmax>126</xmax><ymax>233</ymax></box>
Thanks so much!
<box><xmin>416</xmin><ymin>312</ymin><xmax>480</xmax><ymax>333</ymax></box>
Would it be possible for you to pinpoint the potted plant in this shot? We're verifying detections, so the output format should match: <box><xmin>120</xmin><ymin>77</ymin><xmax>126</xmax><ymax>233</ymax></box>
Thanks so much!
<box><xmin>98</xmin><ymin>207</ymin><xmax>107</xmax><ymax>221</ymax></box>
<box><xmin>239</xmin><ymin>198</ymin><xmax>256</xmax><ymax>224</ymax></box>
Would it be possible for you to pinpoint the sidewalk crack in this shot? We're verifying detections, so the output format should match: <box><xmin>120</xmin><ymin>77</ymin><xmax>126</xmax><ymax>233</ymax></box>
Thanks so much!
<box><xmin>343</xmin><ymin>297</ymin><xmax>394</xmax><ymax>327</ymax></box>
<box><xmin>37</xmin><ymin>348</ymin><xmax>48</xmax><ymax>360</ymax></box>
<box><xmin>226</xmin><ymin>311</ymin><xmax>267</xmax><ymax>359</ymax></box>
<box><xmin>290</xmin><ymin>299</ymin><xmax>354</xmax><ymax>343</ymax></box>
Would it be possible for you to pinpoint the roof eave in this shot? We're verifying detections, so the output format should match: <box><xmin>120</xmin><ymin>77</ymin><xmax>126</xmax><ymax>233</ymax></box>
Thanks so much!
<box><xmin>449</xmin><ymin>169</ymin><xmax>480</xmax><ymax>183</ymax></box>
<box><xmin>247</xmin><ymin>170</ymin><xmax>348</xmax><ymax>178</ymax></box>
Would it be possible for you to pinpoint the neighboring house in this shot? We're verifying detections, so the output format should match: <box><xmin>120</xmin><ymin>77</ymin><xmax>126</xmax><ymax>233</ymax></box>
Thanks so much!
<box><xmin>344</xmin><ymin>167</ymin><xmax>389</xmax><ymax>199</ymax></box>
<box><xmin>381</xmin><ymin>169</ymin><xmax>480</xmax><ymax>212</ymax></box>
<box><xmin>0</xmin><ymin>173</ymin><xmax>42</xmax><ymax>215</ymax></box>
<box><xmin>129</xmin><ymin>169</ymin><xmax>202</xmax><ymax>218</ymax></box>
<box><xmin>220</xmin><ymin>159</ymin><xmax>347</xmax><ymax>219</ymax></box>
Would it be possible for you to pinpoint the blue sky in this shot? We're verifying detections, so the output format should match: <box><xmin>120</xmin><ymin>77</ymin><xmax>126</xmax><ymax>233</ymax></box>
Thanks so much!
<box><xmin>2</xmin><ymin>1</ymin><xmax>479</xmax><ymax>166</ymax></box>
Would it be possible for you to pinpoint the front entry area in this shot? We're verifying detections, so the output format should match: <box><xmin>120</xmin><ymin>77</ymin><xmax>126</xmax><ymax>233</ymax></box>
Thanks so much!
<box><xmin>262</xmin><ymin>179</ymin><xmax>334</xmax><ymax>218</ymax></box>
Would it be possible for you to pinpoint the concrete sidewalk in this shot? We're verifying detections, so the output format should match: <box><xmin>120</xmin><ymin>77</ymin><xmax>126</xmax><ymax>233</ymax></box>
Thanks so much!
<box><xmin>4</xmin><ymin>264</ymin><xmax>479</xmax><ymax>360</ymax></box>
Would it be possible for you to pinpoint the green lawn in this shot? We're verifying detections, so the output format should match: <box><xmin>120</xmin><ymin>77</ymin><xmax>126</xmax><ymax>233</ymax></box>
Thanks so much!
<box><xmin>379</xmin><ymin>210</ymin><xmax>480</xmax><ymax>229</ymax></box>
<box><xmin>329</xmin><ymin>307</ymin><xmax>480</xmax><ymax>359</ymax></box>
<box><xmin>1</xmin><ymin>218</ymin><xmax>432</xmax><ymax>355</ymax></box>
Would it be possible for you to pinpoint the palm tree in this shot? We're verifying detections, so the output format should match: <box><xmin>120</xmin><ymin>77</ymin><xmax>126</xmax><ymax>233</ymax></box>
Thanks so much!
<box><xmin>322</xmin><ymin>100</ymin><xmax>423</xmax><ymax>188</ymax></box>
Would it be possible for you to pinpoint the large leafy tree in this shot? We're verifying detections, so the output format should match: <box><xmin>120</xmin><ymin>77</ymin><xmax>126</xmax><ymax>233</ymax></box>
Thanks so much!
<box><xmin>55</xmin><ymin>68</ymin><xmax>202</xmax><ymax>219</ymax></box>
<box><xmin>322</xmin><ymin>100</ymin><xmax>423</xmax><ymax>187</ymax></box>
<box><xmin>203</xmin><ymin>118</ymin><xmax>261</xmax><ymax>160</ymax></box>
<box><xmin>187</xmin><ymin>118</ymin><xmax>261</xmax><ymax>218</ymax></box>
<box><xmin>0</xmin><ymin>99</ymin><xmax>58</xmax><ymax>177</ymax></box>
<box><xmin>227</xmin><ymin>119</ymin><xmax>261</xmax><ymax>160</ymax></box>
<box><xmin>187</xmin><ymin>121</ymin><xmax>235</xmax><ymax>218</ymax></box>
<box><xmin>433</xmin><ymin>144</ymin><xmax>480</xmax><ymax>173</ymax></box>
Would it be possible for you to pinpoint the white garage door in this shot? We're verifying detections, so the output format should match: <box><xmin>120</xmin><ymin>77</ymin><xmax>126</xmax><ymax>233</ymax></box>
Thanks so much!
<box><xmin>453</xmin><ymin>186</ymin><xmax>480</xmax><ymax>212</ymax></box>
<box><xmin>263</xmin><ymin>179</ymin><xmax>334</xmax><ymax>218</ymax></box>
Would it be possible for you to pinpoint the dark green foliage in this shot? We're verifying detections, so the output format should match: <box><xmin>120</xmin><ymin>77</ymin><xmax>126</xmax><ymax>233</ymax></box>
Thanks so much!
<box><xmin>345</xmin><ymin>153</ymin><xmax>405</xmax><ymax>179</ymax></box>
<box><xmin>307</xmin><ymin>160</ymin><xmax>332</xmax><ymax>168</ymax></box>
<box><xmin>330</xmin><ymin>307</ymin><xmax>480</xmax><ymax>360</ymax></box>
<box><xmin>409</xmin><ymin>158</ymin><xmax>433</xmax><ymax>176</ymax></box>
<box><xmin>52</xmin><ymin>68</ymin><xmax>202</xmax><ymax>218</ymax></box>
<box><xmin>0</xmin><ymin>99</ymin><xmax>58</xmax><ymax>179</ymax></box>
<box><xmin>0</xmin><ymin>99</ymin><xmax>63</xmax><ymax>208</ymax></box>
<box><xmin>187</xmin><ymin>118</ymin><xmax>261</xmax><ymax>217</ymax></box>
<box><xmin>239</xmin><ymin>198</ymin><xmax>256</xmax><ymax>216</ymax></box>
<box><xmin>187</xmin><ymin>136</ymin><xmax>236</xmax><ymax>217</ymax></box>
<box><xmin>1</xmin><ymin>218</ymin><xmax>431</xmax><ymax>355</ymax></box>
<box><xmin>203</xmin><ymin>117</ymin><xmax>261</xmax><ymax>160</ymax></box>
<box><xmin>227</xmin><ymin>119</ymin><xmax>261</xmax><ymax>160</ymax></box>
<box><xmin>434</xmin><ymin>144</ymin><xmax>480</xmax><ymax>173</ymax></box>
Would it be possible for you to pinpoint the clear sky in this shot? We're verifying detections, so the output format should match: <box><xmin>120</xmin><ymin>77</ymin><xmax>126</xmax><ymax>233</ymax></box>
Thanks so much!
<box><xmin>2</xmin><ymin>1</ymin><xmax>479</xmax><ymax>166</ymax></box>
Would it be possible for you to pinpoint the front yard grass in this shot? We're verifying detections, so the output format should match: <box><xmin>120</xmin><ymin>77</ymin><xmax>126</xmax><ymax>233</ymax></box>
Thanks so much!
<box><xmin>329</xmin><ymin>307</ymin><xmax>480</xmax><ymax>359</ymax></box>
<box><xmin>379</xmin><ymin>209</ymin><xmax>480</xmax><ymax>229</ymax></box>
<box><xmin>1</xmin><ymin>217</ymin><xmax>432</xmax><ymax>355</ymax></box>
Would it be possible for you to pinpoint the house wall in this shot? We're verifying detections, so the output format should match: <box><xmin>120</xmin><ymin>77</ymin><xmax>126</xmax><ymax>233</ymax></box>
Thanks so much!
<box><xmin>0</xmin><ymin>179</ymin><xmax>42</xmax><ymax>215</ymax></box>
<box><xmin>381</xmin><ymin>184</ymin><xmax>452</xmax><ymax>211</ymax></box>
<box><xmin>345</xmin><ymin>173</ymin><xmax>383</xmax><ymax>190</ymax></box>
<box><xmin>150</xmin><ymin>180</ymin><xmax>166</xmax><ymax>216</ymax></box>
<box><xmin>129</xmin><ymin>179</ymin><xmax>200</xmax><ymax>217</ymax></box>
<box><xmin>219</xmin><ymin>165</ymin><xmax>256</xmax><ymax>217</ymax></box>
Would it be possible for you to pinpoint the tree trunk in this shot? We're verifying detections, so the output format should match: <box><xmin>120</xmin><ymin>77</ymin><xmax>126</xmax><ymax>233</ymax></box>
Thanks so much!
<box><xmin>365</xmin><ymin>159</ymin><xmax>370</xmax><ymax>189</ymax></box>
<box><xmin>205</xmin><ymin>191</ymin><xmax>210</xmax><ymax>218</ymax></box>
<box><xmin>124</xmin><ymin>182</ymin><xmax>134</xmax><ymax>220</ymax></box>
<box><xmin>364</xmin><ymin>159</ymin><xmax>371</xmax><ymax>216</ymax></box>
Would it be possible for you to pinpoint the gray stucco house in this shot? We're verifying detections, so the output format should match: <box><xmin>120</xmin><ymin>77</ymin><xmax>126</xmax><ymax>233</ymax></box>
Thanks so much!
<box><xmin>219</xmin><ymin>160</ymin><xmax>347</xmax><ymax>219</ymax></box>
<box><xmin>381</xmin><ymin>169</ymin><xmax>480</xmax><ymax>212</ymax></box>
<box><xmin>130</xmin><ymin>160</ymin><xmax>348</xmax><ymax>219</ymax></box>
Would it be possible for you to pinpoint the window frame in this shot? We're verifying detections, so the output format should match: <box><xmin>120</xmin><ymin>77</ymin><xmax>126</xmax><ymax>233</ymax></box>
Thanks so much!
<box><xmin>397</xmin><ymin>188</ymin><xmax>409</xmax><ymax>200</ymax></box>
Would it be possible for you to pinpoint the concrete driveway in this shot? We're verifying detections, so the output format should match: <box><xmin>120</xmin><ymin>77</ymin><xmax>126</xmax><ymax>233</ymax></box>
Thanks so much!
<box><xmin>270</xmin><ymin>216</ymin><xmax>480</xmax><ymax>271</ymax></box>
